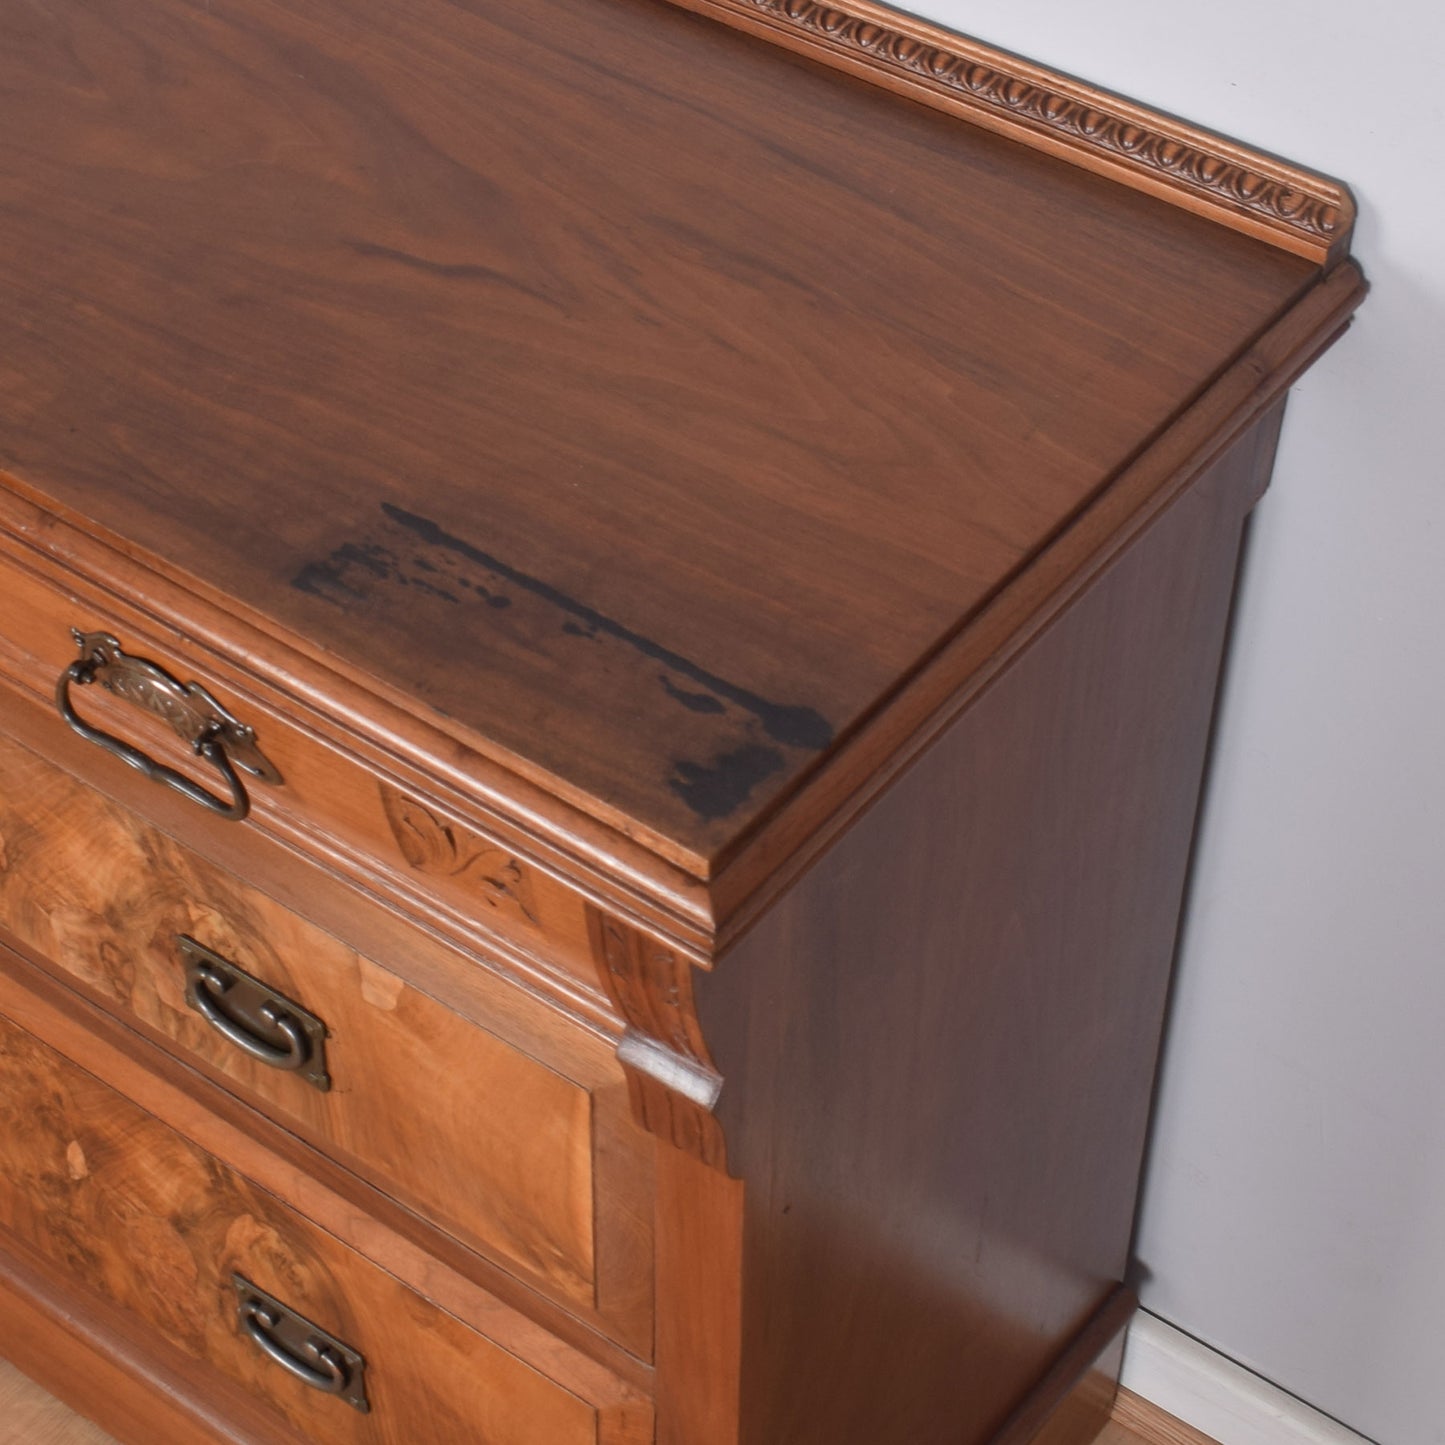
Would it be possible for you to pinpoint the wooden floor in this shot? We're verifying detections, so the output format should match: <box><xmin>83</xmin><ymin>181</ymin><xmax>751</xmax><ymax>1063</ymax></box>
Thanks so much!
<box><xmin>0</xmin><ymin>1360</ymin><xmax>116</xmax><ymax>1444</ymax></box>
<box><xmin>0</xmin><ymin>1360</ymin><xmax>1215</xmax><ymax>1445</ymax></box>
<box><xmin>1108</xmin><ymin>1389</ymin><xmax>1223</xmax><ymax>1445</ymax></box>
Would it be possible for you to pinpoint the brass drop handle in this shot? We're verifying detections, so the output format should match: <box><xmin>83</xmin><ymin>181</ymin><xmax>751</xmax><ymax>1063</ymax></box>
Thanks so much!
<box><xmin>179</xmin><ymin>936</ymin><xmax>331</xmax><ymax>1092</ymax></box>
<box><xmin>54</xmin><ymin>629</ymin><xmax>281</xmax><ymax>822</ymax></box>
<box><xmin>191</xmin><ymin>963</ymin><xmax>311</xmax><ymax>1071</ymax></box>
<box><xmin>242</xmin><ymin>1305</ymin><xmax>351</xmax><ymax>1395</ymax></box>
<box><xmin>233</xmin><ymin>1275</ymin><xmax>369</xmax><ymax>1412</ymax></box>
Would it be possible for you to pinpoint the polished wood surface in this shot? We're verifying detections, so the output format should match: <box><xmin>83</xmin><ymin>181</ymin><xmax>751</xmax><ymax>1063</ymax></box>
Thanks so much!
<box><xmin>0</xmin><ymin>941</ymin><xmax>654</xmax><ymax>1402</ymax></box>
<box><xmin>0</xmin><ymin>1</ymin><xmax>1365</xmax><ymax>1441</ymax></box>
<box><xmin>668</xmin><ymin>0</ymin><xmax>1352</xmax><ymax>264</ymax></box>
<box><xmin>668</xmin><ymin>413</ymin><xmax>1281</xmax><ymax>1441</ymax></box>
<box><xmin>0</xmin><ymin>550</ymin><xmax>613</xmax><ymax>1000</ymax></box>
<box><xmin>0</xmin><ymin>252</ymin><xmax>1364</xmax><ymax>956</ymax></box>
<box><xmin>0</xmin><ymin>1004</ymin><xmax>647</xmax><ymax>1445</ymax></box>
<box><xmin>0</xmin><ymin>729</ymin><xmax>644</xmax><ymax>1328</ymax></box>
<box><xmin>0</xmin><ymin>0</ymin><xmax>1321</xmax><ymax>867</ymax></box>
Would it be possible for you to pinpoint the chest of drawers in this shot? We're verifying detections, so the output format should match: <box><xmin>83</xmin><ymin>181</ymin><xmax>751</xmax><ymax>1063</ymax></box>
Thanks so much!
<box><xmin>0</xmin><ymin>1</ymin><xmax>1363</xmax><ymax>1442</ymax></box>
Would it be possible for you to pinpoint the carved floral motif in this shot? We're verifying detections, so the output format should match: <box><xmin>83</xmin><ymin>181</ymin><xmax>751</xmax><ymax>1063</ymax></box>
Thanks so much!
<box><xmin>378</xmin><ymin>784</ymin><xmax>540</xmax><ymax>929</ymax></box>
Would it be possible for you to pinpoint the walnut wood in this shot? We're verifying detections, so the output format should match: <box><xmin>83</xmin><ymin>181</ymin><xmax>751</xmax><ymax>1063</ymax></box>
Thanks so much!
<box><xmin>0</xmin><ymin>253</ymin><xmax>1365</xmax><ymax>963</ymax></box>
<box><xmin>0</xmin><ymin>1237</ymin><xmax>297</xmax><ymax>1445</ymax></box>
<box><xmin>0</xmin><ymin>1362</ymin><xmax>1201</xmax><ymax>1445</ymax></box>
<box><xmin>654</xmin><ymin>1150</ymin><xmax>745</xmax><ymax>1445</ymax></box>
<box><xmin>666</xmin><ymin>0</ymin><xmax>1353</xmax><ymax>264</ymax></box>
<box><xmin>703</xmin><ymin>261</ymin><xmax>1362</xmax><ymax>943</ymax></box>
<box><xmin>668</xmin><ymin>415</ymin><xmax>1278</xmax><ymax>1441</ymax></box>
<box><xmin>0</xmin><ymin>932</ymin><xmax>654</xmax><ymax>1400</ymax></box>
<box><xmin>0</xmin><ymin>1001</ymin><xmax>649</xmax><ymax>1445</ymax></box>
<box><xmin>0</xmin><ymin>3</ymin><xmax>1366</xmax><ymax>1441</ymax></box>
<box><xmin>0</xmin><ymin>553</ymin><xmax>616</xmax><ymax>1001</ymax></box>
<box><xmin>588</xmin><ymin>908</ymin><xmax>729</xmax><ymax>1171</ymax></box>
<box><xmin>0</xmin><ymin>729</ymin><xmax>655</xmax><ymax>1345</ymax></box>
<box><xmin>0</xmin><ymin>660</ymin><xmax>635</xmax><ymax>1046</ymax></box>
<box><xmin>991</xmin><ymin>1296</ymin><xmax>1130</xmax><ymax>1445</ymax></box>
<box><xmin>0</xmin><ymin>497</ymin><xmax>717</xmax><ymax>971</ymax></box>
<box><xmin>0</xmin><ymin>0</ymin><xmax>1329</xmax><ymax>875</ymax></box>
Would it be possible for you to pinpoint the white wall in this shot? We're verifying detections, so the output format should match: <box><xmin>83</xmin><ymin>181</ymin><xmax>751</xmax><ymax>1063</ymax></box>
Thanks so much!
<box><xmin>901</xmin><ymin>5</ymin><xmax>1445</xmax><ymax>1443</ymax></box>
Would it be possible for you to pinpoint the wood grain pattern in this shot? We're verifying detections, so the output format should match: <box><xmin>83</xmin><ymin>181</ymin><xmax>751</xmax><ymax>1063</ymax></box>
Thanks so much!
<box><xmin>0</xmin><ymin>939</ymin><xmax>654</xmax><ymax>1402</ymax></box>
<box><xmin>0</xmin><ymin>2</ymin><xmax>1368</xmax><ymax>1440</ymax></box>
<box><xmin>0</xmin><ymin>253</ymin><xmax>1365</xmax><ymax>968</ymax></box>
<box><xmin>0</xmin><ymin>1360</ymin><xmax>117</xmax><ymax>1445</ymax></box>
<box><xmin>0</xmin><ymin>0</ymin><xmax>1324</xmax><ymax>867</ymax></box>
<box><xmin>703</xmin><ymin>262</ymin><xmax>1361</xmax><ymax>941</ymax></box>
<box><xmin>0</xmin><ymin>730</ymin><xmax>660</xmax><ymax>1345</ymax></box>
<box><xmin>0</xmin><ymin>1236</ymin><xmax>297</xmax><ymax>1445</ymax></box>
<box><xmin>588</xmin><ymin>909</ymin><xmax>728</xmax><ymax>1170</ymax></box>
<box><xmin>0</xmin><ymin>1011</ymin><xmax>620</xmax><ymax>1445</ymax></box>
<box><xmin>667</xmin><ymin>0</ymin><xmax>1352</xmax><ymax>263</ymax></box>
<box><xmin>0</xmin><ymin>551</ymin><xmax>615</xmax><ymax>1001</ymax></box>
<box><xmin>681</xmin><ymin>414</ymin><xmax>1276</xmax><ymax>1440</ymax></box>
<box><xmin>1109</xmin><ymin>1390</ymin><xmax>1223</xmax><ymax>1445</ymax></box>
<box><xmin>0</xmin><ymin>1359</ymin><xmax>1209</xmax><ymax>1445</ymax></box>
<box><xmin>654</xmin><ymin>1149</ymin><xmax>745</xmax><ymax>1445</ymax></box>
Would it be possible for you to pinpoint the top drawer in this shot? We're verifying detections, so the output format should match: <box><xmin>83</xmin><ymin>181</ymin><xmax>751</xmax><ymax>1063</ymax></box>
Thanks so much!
<box><xmin>0</xmin><ymin>730</ymin><xmax>653</xmax><ymax>1354</ymax></box>
<box><xmin>0</xmin><ymin>532</ymin><xmax>634</xmax><ymax>1007</ymax></box>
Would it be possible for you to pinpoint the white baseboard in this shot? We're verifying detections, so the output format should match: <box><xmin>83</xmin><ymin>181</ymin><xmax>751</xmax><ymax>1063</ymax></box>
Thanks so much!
<box><xmin>1120</xmin><ymin>1311</ymin><xmax>1375</xmax><ymax>1445</ymax></box>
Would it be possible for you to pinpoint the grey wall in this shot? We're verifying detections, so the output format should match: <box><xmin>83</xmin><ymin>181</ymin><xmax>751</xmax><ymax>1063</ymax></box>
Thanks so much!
<box><xmin>902</xmin><ymin>5</ymin><xmax>1444</xmax><ymax>1443</ymax></box>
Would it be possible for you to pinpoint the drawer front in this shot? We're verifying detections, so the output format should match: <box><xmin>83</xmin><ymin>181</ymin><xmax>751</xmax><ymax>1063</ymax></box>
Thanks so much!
<box><xmin>0</xmin><ymin>537</ymin><xmax>618</xmax><ymax>1004</ymax></box>
<box><xmin>0</xmin><ymin>730</ymin><xmax>651</xmax><ymax>1339</ymax></box>
<box><xmin>0</xmin><ymin>1009</ymin><xmax>626</xmax><ymax>1445</ymax></box>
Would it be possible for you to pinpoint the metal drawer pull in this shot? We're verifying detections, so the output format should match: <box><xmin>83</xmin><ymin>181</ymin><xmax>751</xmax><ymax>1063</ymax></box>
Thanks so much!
<box><xmin>55</xmin><ymin>628</ymin><xmax>282</xmax><ymax>822</ymax></box>
<box><xmin>179</xmin><ymin>936</ymin><xmax>331</xmax><ymax>1091</ymax></box>
<box><xmin>233</xmin><ymin>1275</ymin><xmax>369</xmax><ymax>1413</ymax></box>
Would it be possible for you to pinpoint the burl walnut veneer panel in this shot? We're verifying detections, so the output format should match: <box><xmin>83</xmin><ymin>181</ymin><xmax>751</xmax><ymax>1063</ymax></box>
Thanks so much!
<box><xmin>0</xmin><ymin>1007</ymin><xmax>646</xmax><ymax>1445</ymax></box>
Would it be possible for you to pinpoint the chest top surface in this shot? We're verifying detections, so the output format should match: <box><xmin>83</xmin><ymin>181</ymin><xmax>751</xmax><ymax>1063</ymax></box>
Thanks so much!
<box><xmin>0</xmin><ymin>0</ymin><xmax>1342</xmax><ymax>876</ymax></box>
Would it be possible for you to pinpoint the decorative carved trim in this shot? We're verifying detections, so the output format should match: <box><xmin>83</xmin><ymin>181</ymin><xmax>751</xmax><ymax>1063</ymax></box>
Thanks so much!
<box><xmin>378</xmin><ymin>783</ymin><xmax>541</xmax><ymax>931</ymax></box>
<box><xmin>668</xmin><ymin>0</ymin><xmax>1353</xmax><ymax>262</ymax></box>
<box><xmin>587</xmin><ymin>908</ymin><xmax>729</xmax><ymax>1171</ymax></box>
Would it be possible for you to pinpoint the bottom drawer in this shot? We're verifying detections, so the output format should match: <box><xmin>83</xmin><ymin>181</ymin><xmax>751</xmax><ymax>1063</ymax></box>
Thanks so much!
<box><xmin>0</xmin><ymin>1006</ymin><xmax>644</xmax><ymax>1444</ymax></box>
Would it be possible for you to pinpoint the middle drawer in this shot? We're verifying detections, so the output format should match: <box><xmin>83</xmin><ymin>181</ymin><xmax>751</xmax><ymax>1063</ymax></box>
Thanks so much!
<box><xmin>0</xmin><ymin>731</ymin><xmax>652</xmax><ymax>1349</ymax></box>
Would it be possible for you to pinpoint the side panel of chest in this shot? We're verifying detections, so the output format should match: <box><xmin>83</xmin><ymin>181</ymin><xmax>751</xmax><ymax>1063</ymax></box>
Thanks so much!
<box><xmin>663</xmin><ymin>406</ymin><xmax>1285</xmax><ymax>1445</ymax></box>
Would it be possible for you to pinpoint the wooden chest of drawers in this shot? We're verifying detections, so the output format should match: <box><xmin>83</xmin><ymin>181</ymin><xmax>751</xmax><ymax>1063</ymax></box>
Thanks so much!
<box><xmin>0</xmin><ymin>1</ymin><xmax>1363</xmax><ymax>1441</ymax></box>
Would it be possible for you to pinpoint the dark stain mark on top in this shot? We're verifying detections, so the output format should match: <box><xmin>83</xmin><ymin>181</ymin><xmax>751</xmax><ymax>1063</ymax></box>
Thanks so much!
<box><xmin>380</xmin><ymin>503</ymin><xmax>835</xmax><ymax>753</ymax></box>
<box><xmin>670</xmin><ymin>744</ymin><xmax>785</xmax><ymax>822</ymax></box>
<box><xmin>295</xmin><ymin>538</ymin><xmax>509</xmax><ymax>610</ymax></box>
<box><xmin>660</xmin><ymin>674</ymin><xmax>726</xmax><ymax>715</ymax></box>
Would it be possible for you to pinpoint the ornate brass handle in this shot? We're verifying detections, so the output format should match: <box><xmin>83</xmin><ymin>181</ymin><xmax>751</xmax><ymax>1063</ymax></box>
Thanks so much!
<box><xmin>54</xmin><ymin>629</ymin><xmax>281</xmax><ymax>822</ymax></box>
<box><xmin>233</xmin><ymin>1275</ymin><xmax>369</xmax><ymax>1412</ymax></box>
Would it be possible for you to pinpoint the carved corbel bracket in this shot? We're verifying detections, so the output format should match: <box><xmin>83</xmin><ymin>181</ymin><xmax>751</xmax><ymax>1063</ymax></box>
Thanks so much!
<box><xmin>586</xmin><ymin>907</ymin><xmax>729</xmax><ymax>1172</ymax></box>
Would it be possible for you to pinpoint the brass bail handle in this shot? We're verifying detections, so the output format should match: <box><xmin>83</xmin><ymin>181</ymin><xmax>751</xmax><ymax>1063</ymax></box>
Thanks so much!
<box><xmin>55</xmin><ymin>628</ymin><xmax>283</xmax><ymax>823</ymax></box>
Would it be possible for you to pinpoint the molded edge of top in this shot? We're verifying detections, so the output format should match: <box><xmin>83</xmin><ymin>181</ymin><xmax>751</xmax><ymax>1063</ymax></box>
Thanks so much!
<box><xmin>0</xmin><ymin>265</ymin><xmax>1366</xmax><ymax>971</ymax></box>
